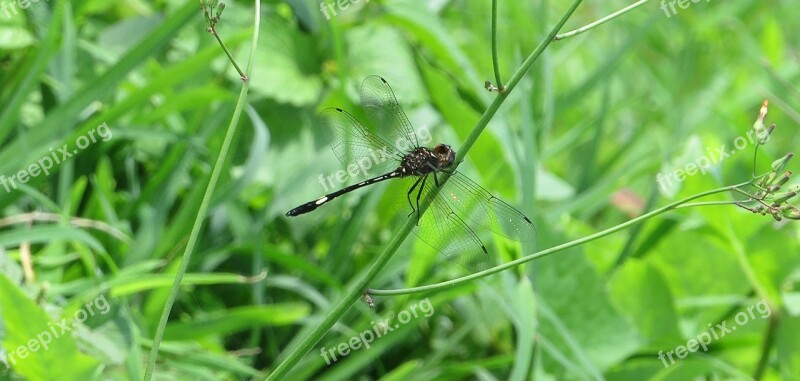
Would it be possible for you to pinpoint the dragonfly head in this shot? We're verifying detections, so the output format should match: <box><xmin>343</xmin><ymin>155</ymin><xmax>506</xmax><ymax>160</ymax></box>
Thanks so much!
<box><xmin>432</xmin><ymin>144</ymin><xmax>455</xmax><ymax>169</ymax></box>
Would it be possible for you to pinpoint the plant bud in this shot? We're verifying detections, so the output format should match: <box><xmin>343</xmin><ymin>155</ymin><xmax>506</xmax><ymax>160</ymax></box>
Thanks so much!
<box><xmin>771</xmin><ymin>153</ymin><xmax>794</xmax><ymax>173</ymax></box>
<box><xmin>757</xmin><ymin>172</ymin><xmax>777</xmax><ymax>188</ymax></box>
<box><xmin>775</xmin><ymin>171</ymin><xmax>792</xmax><ymax>187</ymax></box>
<box><xmin>759</xmin><ymin>124</ymin><xmax>776</xmax><ymax>144</ymax></box>
<box><xmin>753</xmin><ymin>100</ymin><xmax>773</xmax><ymax>144</ymax></box>
<box><xmin>781</xmin><ymin>205</ymin><xmax>800</xmax><ymax>220</ymax></box>
<box><xmin>770</xmin><ymin>191</ymin><xmax>798</xmax><ymax>206</ymax></box>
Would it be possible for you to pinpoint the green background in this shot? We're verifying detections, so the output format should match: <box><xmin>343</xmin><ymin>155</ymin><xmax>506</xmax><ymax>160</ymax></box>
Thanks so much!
<box><xmin>1</xmin><ymin>0</ymin><xmax>799</xmax><ymax>380</ymax></box>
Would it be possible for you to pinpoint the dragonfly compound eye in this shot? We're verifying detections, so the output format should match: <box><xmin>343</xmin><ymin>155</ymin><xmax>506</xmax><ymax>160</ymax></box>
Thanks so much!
<box><xmin>433</xmin><ymin>144</ymin><xmax>455</xmax><ymax>168</ymax></box>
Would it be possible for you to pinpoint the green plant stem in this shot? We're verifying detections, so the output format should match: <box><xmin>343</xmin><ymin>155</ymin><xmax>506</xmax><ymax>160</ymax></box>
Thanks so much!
<box><xmin>265</xmin><ymin>1</ymin><xmax>583</xmax><ymax>379</ymax></box>
<box><xmin>143</xmin><ymin>2</ymin><xmax>260</xmax><ymax>379</ymax></box>
<box><xmin>368</xmin><ymin>180</ymin><xmax>752</xmax><ymax>296</ymax></box>
<box><xmin>458</xmin><ymin>0</ymin><xmax>583</xmax><ymax>164</ymax></box>
<box><xmin>555</xmin><ymin>0</ymin><xmax>649</xmax><ymax>40</ymax></box>
<box><xmin>675</xmin><ymin>200</ymin><xmax>741</xmax><ymax>208</ymax></box>
<box><xmin>754</xmin><ymin>308</ymin><xmax>779</xmax><ymax>380</ymax></box>
<box><xmin>491</xmin><ymin>0</ymin><xmax>503</xmax><ymax>90</ymax></box>
<box><xmin>753</xmin><ymin>144</ymin><xmax>761</xmax><ymax>178</ymax></box>
<box><xmin>212</xmin><ymin>27</ymin><xmax>247</xmax><ymax>81</ymax></box>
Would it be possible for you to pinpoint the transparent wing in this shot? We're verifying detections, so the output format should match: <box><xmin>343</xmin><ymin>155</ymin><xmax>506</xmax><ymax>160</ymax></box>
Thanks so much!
<box><xmin>360</xmin><ymin>76</ymin><xmax>420</xmax><ymax>152</ymax></box>
<box><xmin>320</xmin><ymin>107</ymin><xmax>404</xmax><ymax>180</ymax></box>
<box><xmin>440</xmin><ymin>171</ymin><xmax>536</xmax><ymax>241</ymax></box>
<box><xmin>389</xmin><ymin>176</ymin><xmax>492</xmax><ymax>272</ymax></box>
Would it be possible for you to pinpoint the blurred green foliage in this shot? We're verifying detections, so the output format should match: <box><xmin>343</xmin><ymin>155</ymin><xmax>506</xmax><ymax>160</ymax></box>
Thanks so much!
<box><xmin>0</xmin><ymin>0</ymin><xmax>799</xmax><ymax>380</ymax></box>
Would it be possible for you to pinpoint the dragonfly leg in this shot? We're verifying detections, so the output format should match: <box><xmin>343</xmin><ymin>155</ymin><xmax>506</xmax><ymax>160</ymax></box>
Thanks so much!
<box><xmin>406</xmin><ymin>176</ymin><xmax>424</xmax><ymax>218</ymax></box>
<box><xmin>414</xmin><ymin>175</ymin><xmax>428</xmax><ymax>225</ymax></box>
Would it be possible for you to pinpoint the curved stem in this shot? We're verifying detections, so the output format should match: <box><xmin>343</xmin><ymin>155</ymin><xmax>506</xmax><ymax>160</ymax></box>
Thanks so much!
<box><xmin>675</xmin><ymin>200</ymin><xmax>741</xmax><ymax>208</ymax></box>
<box><xmin>555</xmin><ymin>0</ymin><xmax>649</xmax><ymax>41</ymax></box>
<box><xmin>143</xmin><ymin>2</ymin><xmax>260</xmax><ymax>379</ymax></box>
<box><xmin>368</xmin><ymin>180</ymin><xmax>752</xmax><ymax>297</ymax></box>
<box><xmin>457</xmin><ymin>0</ymin><xmax>583</xmax><ymax>163</ymax></box>
<box><xmin>265</xmin><ymin>1</ymin><xmax>584</xmax><ymax>379</ymax></box>
<box><xmin>752</xmin><ymin>144</ymin><xmax>760</xmax><ymax>178</ymax></box>
<box><xmin>212</xmin><ymin>27</ymin><xmax>247</xmax><ymax>81</ymax></box>
<box><xmin>491</xmin><ymin>0</ymin><xmax>503</xmax><ymax>90</ymax></box>
<box><xmin>0</xmin><ymin>211</ymin><xmax>131</xmax><ymax>242</ymax></box>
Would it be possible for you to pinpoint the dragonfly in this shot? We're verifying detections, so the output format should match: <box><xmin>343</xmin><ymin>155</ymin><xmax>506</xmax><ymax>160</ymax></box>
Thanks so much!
<box><xmin>286</xmin><ymin>76</ymin><xmax>535</xmax><ymax>270</ymax></box>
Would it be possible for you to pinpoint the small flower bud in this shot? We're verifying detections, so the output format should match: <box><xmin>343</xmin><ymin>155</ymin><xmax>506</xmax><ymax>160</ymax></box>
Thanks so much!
<box><xmin>771</xmin><ymin>153</ymin><xmax>794</xmax><ymax>173</ymax></box>
<box><xmin>781</xmin><ymin>205</ymin><xmax>800</xmax><ymax>220</ymax></box>
<box><xmin>757</xmin><ymin>172</ymin><xmax>777</xmax><ymax>188</ymax></box>
<box><xmin>770</xmin><ymin>191</ymin><xmax>798</xmax><ymax>206</ymax></box>
<box><xmin>775</xmin><ymin>171</ymin><xmax>792</xmax><ymax>187</ymax></box>
<box><xmin>759</xmin><ymin>124</ymin><xmax>776</xmax><ymax>144</ymax></box>
<box><xmin>753</xmin><ymin>100</ymin><xmax>773</xmax><ymax>144</ymax></box>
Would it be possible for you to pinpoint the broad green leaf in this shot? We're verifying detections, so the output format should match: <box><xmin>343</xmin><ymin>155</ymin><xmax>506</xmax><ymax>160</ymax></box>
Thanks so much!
<box><xmin>609</xmin><ymin>259</ymin><xmax>682</xmax><ymax>349</ymax></box>
<box><xmin>535</xmin><ymin>250</ymin><xmax>640</xmax><ymax>374</ymax></box>
<box><xmin>0</xmin><ymin>274</ymin><xmax>100</xmax><ymax>380</ymax></box>
<box><xmin>248</xmin><ymin>14</ymin><xmax>322</xmax><ymax>106</ymax></box>
<box><xmin>345</xmin><ymin>24</ymin><xmax>425</xmax><ymax>106</ymax></box>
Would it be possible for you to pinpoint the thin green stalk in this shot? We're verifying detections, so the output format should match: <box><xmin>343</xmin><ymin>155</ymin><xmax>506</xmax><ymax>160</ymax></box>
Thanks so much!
<box><xmin>612</xmin><ymin>185</ymin><xmax>658</xmax><ymax>270</ymax></box>
<box><xmin>143</xmin><ymin>2</ymin><xmax>260</xmax><ymax>379</ymax></box>
<box><xmin>368</xmin><ymin>180</ymin><xmax>752</xmax><ymax>296</ymax></box>
<box><xmin>458</xmin><ymin>0</ymin><xmax>583</xmax><ymax>164</ymax></box>
<box><xmin>266</xmin><ymin>206</ymin><xmax>417</xmax><ymax>380</ymax></box>
<box><xmin>555</xmin><ymin>0</ymin><xmax>649</xmax><ymax>40</ymax></box>
<box><xmin>676</xmin><ymin>200</ymin><xmax>741</xmax><ymax>208</ymax></box>
<box><xmin>212</xmin><ymin>29</ymin><xmax>247</xmax><ymax>81</ymax></box>
<box><xmin>491</xmin><ymin>0</ymin><xmax>503</xmax><ymax>90</ymax></box>
<box><xmin>754</xmin><ymin>309</ymin><xmax>779</xmax><ymax>380</ymax></box>
<box><xmin>753</xmin><ymin>144</ymin><xmax>760</xmax><ymax>178</ymax></box>
<box><xmin>266</xmin><ymin>1</ymin><xmax>584</xmax><ymax>379</ymax></box>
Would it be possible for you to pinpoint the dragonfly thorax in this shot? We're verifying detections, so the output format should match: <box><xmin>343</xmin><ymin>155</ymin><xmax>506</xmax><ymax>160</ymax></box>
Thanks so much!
<box><xmin>400</xmin><ymin>144</ymin><xmax>455</xmax><ymax>176</ymax></box>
